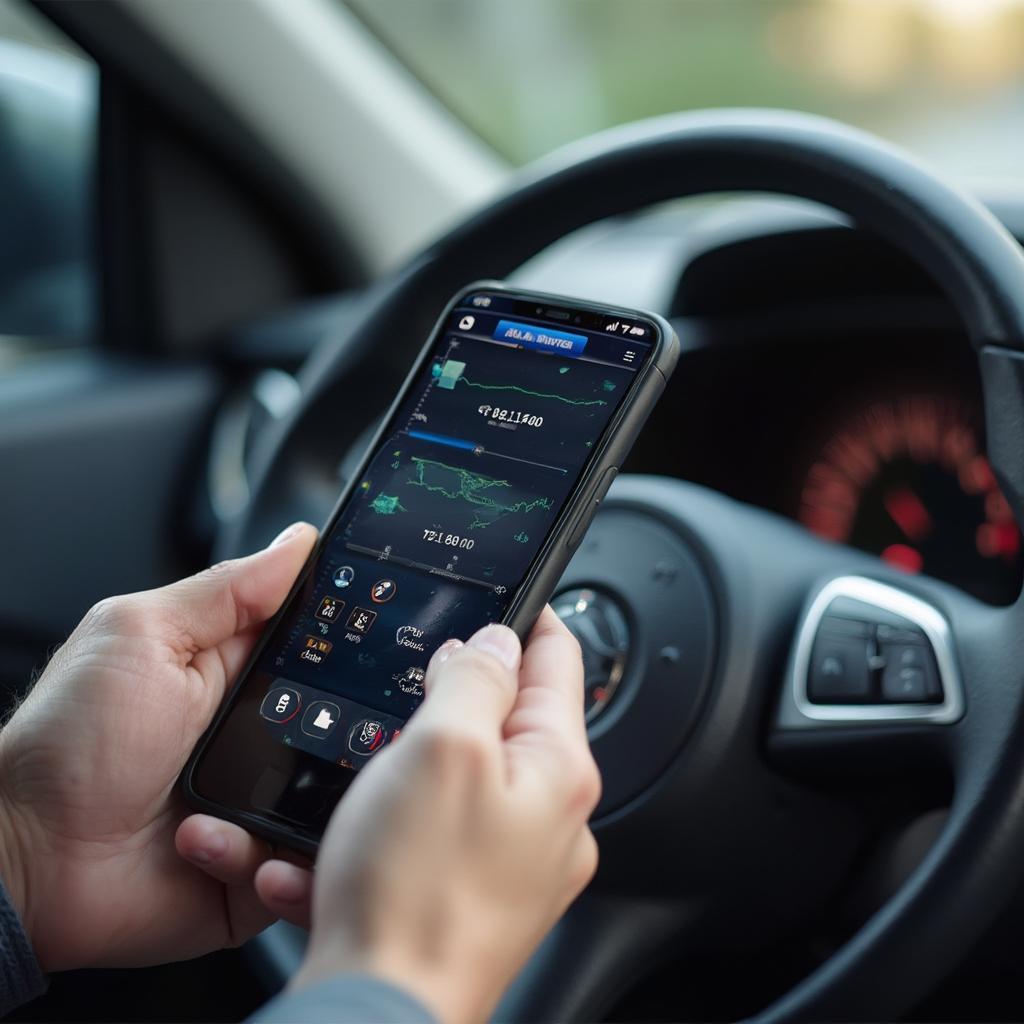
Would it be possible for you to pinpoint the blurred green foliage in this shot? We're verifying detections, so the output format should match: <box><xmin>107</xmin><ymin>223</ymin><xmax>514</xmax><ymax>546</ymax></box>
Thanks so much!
<box><xmin>347</xmin><ymin>0</ymin><xmax>1024</xmax><ymax>178</ymax></box>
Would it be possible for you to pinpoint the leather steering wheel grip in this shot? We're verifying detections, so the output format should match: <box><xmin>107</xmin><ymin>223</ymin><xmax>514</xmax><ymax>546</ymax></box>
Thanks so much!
<box><xmin>441</xmin><ymin>108</ymin><xmax>1024</xmax><ymax>350</ymax></box>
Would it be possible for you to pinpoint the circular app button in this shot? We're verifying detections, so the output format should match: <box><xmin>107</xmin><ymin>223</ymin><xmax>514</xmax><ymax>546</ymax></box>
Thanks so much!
<box><xmin>333</xmin><ymin>565</ymin><xmax>355</xmax><ymax>589</ymax></box>
<box><xmin>301</xmin><ymin>700</ymin><xmax>342</xmax><ymax>739</ymax></box>
<box><xmin>348</xmin><ymin>718</ymin><xmax>388</xmax><ymax>756</ymax></box>
<box><xmin>260</xmin><ymin>686</ymin><xmax>301</xmax><ymax>724</ymax></box>
<box><xmin>370</xmin><ymin>579</ymin><xmax>397</xmax><ymax>603</ymax></box>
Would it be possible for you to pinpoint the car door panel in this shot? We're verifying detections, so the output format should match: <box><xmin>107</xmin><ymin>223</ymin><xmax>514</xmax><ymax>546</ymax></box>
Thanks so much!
<box><xmin>0</xmin><ymin>353</ymin><xmax>220</xmax><ymax>697</ymax></box>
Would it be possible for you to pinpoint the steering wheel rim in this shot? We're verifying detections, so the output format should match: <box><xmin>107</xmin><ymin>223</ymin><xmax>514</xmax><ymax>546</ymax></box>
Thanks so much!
<box><xmin>226</xmin><ymin>110</ymin><xmax>1024</xmax><ymax>1022</ymax></box>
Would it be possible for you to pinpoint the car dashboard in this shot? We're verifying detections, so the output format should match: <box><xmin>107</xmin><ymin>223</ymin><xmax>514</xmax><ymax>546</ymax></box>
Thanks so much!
<box><xmin>512</xmin><ymin>195</ymin><xmax>1024</xmax><ymax>607</ymax></box>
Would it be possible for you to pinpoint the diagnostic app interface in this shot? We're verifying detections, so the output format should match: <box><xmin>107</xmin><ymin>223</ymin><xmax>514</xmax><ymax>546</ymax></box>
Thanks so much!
<box><xmin>254</xmin><ymin>292</ymin><xmax>654</xmax><ymax>769</ymax></box>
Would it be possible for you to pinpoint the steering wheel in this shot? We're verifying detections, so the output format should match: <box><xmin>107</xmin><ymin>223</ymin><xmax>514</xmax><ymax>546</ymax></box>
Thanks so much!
<box><xmin>222</xmin><ymin>110</ymin><xmax>1024</xmax><ymax>1022</ymax></box>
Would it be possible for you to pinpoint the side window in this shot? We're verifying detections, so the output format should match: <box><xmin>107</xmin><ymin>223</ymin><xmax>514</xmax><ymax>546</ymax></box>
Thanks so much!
<box><xmin>0</xmin><ymin>0</ymin><xmax>96</xmax><ymax>348</ymax></box>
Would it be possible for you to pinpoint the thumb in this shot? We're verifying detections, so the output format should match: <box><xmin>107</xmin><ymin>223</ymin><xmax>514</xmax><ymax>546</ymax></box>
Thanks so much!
<box><xmin>414</xmin><ymin>623</ymin><xmax>522</xmax><ymax>742</ymax></box>
<box><xmin>152</xmin><ymin>522</ymin><xmax>318</xmax><ymax>650</ymax></box>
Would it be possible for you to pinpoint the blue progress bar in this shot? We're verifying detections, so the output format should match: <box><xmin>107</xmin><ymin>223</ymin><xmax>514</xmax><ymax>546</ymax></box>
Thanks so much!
<box><xmin>409</xmin><ymin>430</ymin><xmax>478</xmax><ymax>451</ymax></box>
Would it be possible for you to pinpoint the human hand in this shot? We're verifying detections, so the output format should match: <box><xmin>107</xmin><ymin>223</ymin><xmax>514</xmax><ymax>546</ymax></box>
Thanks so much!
<box><xmin>0</xmin><ymin>522</ymin><xmax>318</xmax><ymax>971</ymax></box>
<box><xmin>278</xmin><ymin>607</ymin><xmax>601</xmax><ymax>1024</ymax></box>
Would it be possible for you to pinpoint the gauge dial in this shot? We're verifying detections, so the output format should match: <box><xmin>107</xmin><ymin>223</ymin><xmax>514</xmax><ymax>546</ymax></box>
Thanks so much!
<box><xmin>799</xmin><ymin>396</ymin><xmax>1021</xmax><ymax>604</ymax></box>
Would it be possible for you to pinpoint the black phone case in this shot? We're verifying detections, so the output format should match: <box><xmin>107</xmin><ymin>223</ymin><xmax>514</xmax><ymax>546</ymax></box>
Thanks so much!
<box><xmin>181</xmin><ymin>281</ymin><xmax>679</xmax><ymax>855</ymax></box>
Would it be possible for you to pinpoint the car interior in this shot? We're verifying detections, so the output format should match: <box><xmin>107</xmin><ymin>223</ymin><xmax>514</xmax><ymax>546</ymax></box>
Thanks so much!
<box><xmin>7</xmin><ymin>1</ymin><xmax>1024</xmax><ymax>1021</ymax></box>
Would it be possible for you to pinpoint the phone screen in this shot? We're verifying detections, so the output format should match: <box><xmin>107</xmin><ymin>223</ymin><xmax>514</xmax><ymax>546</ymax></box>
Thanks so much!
<box><xmin>191</xmin><ymin>288</ymin><xmax>658</xmax><ymax>822</ymax></box>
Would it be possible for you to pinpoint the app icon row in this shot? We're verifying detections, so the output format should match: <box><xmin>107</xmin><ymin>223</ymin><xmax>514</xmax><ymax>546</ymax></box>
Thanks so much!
<box><xmin>313</xmin><ymin>596</ymin><xmax>378</xmax><ymax>634</ymax></box>
<box><xmin>260</xmin><ymin>684</ymin><xmax>397</xmax><ymax>757</ymax></box>
<box><xmin>331</xmin><ymin>565</ymin><xmax>396</xmax><ymax>605</ymax></box>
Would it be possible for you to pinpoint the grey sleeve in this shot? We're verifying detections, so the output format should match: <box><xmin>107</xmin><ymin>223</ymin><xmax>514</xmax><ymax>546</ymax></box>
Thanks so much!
<box><xmin>0</xmin><ymin>875</ymin><xmax>46</xmax><ymax>1015</ymax></box>
<box><xmin>249</xmin><ymin>973</ymin><xmax>437</xmax><ymax>1024</ymax></box>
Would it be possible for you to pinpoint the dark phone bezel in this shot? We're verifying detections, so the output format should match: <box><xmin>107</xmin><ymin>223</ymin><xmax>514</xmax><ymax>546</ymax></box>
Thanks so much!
<box><xmin>181</xmin><ymin>281</ymin><xmax>679</xmax><ymax>855</ymax></box>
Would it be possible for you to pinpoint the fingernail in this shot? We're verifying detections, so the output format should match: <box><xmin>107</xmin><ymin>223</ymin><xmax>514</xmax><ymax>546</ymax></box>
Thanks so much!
<box><xmin>432</xmin><ymin>638</ymin><xmax>463</xmax><ymax>667</ymax></box>
<box><xmin>269</xmin><ymin>522</ymin><xmax>306</xmax><ymax>548</ymax></box>
<box><xmin>466</xmin><ymin>624</ymin><xmax>521</xmax><ymax>671</ymax></box>
<box><xmin>189</xmin><ymin>833</ymin><xmax>227</xmax><ymax>864</ymax></box>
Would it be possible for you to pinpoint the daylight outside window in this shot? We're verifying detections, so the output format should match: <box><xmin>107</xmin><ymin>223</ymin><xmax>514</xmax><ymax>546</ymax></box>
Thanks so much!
<box><xmin>0</xmin><ymin>0</ymin><xmax>96</xmax><ymax>351</ymax></box>
<box><xmin>347</xmin><ymin>0</ymin><xmax>1024</xmax><ymax>183</ymax></box>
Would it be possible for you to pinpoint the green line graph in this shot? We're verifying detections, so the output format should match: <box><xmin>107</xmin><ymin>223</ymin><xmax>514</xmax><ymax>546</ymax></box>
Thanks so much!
<box><xmin>408</xmin><ymin>457</ymin><xmax>554</xmax><ymax>529</ymax></box>
<box><xmin>454</xmin><ymin>372</ymin><xmax>608</xmax><ymax>407</ymax></box>
<box><xmin>430</xmin><ymin>358</ymin><xmax>610</xmax><ymax>407</ymax></box>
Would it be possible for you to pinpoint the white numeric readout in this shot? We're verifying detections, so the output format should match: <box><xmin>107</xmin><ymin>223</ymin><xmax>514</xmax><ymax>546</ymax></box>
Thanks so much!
<box><xmin>478</xmin><ymin>404</ymin><xmax>544</xmax><ymax>427</ymax></box>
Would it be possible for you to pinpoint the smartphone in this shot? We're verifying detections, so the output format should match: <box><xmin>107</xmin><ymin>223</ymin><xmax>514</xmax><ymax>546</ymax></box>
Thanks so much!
<box><xmin>182</xmin><ymin>282</ymin><xmax>678</xmax><ymax>853</ymax></box>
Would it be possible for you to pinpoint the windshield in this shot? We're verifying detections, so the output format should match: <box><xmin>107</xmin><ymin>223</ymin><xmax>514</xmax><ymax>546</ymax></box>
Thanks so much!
<box><xmin>346</xmin><ymin>0</ymin><xmax>1024</xmax><ymax>182</ymax></box>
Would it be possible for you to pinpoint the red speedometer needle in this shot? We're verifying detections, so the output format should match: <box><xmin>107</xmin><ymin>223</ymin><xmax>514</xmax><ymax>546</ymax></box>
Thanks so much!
<box><xmin>884</xmin><ymin>486</ymin><xmax>933</xmax><ymax>542</ymax></box>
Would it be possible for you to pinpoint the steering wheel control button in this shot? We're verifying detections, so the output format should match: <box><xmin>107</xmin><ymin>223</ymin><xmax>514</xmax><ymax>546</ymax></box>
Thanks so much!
<box><xmin>879</xmin><ymin>643</ymin><xmax>941</xmax><ymax>703</ymax></box>
<box><xmin>260</xmin><ymin>686</ymin><xmax>301</xmax><ymax>724</ymax></box>
<box><xmin>807</xmin><ymin>609</ymin><xmax>945</xmax><ymax>705</ymax></box>
<box><xmin>315</xmin><ymin>596</ymin><xmax>345</xmax><ymax>624</ymax></box>
<box><xmin>882</xmin><ymin>665</ymin><xmax>927</xmax><ymax>702</ymax></box>
<box><xmin>876</xmin><ymin>622</ymin><xmax>928</xmax><ymax>644</ymax></box>
<box><xmin>818</xmin><ymin>613</ymin><xmax>871</xmax><ymax>638</ymax></box>
<box><xmin>301</xmin><ymin>701</ymin><xmax>341</xmax><ymax>739</ymax></box>
<box><xmin>553</xmin><ymin>587</ymin><xmax>630</xmax><ymax>723</ymax></box>
<box><xmin>787</xmin><ymin>576</ymin><xmax>964</xmax><ymax>725</ymax></box>
<box><xmin>659</xmin><ymin>645</ymin><xmax>681</xmax><ymax>667</ymax></box>
<box><xmin>652</xmin><ymin>561</ymin><xmax>678</xmax><ymax>584</ymax></box>
<box><xmin>808</xmin><ymin>635</ymin><xmax>873</xmax><ymax>703</ymax></box>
